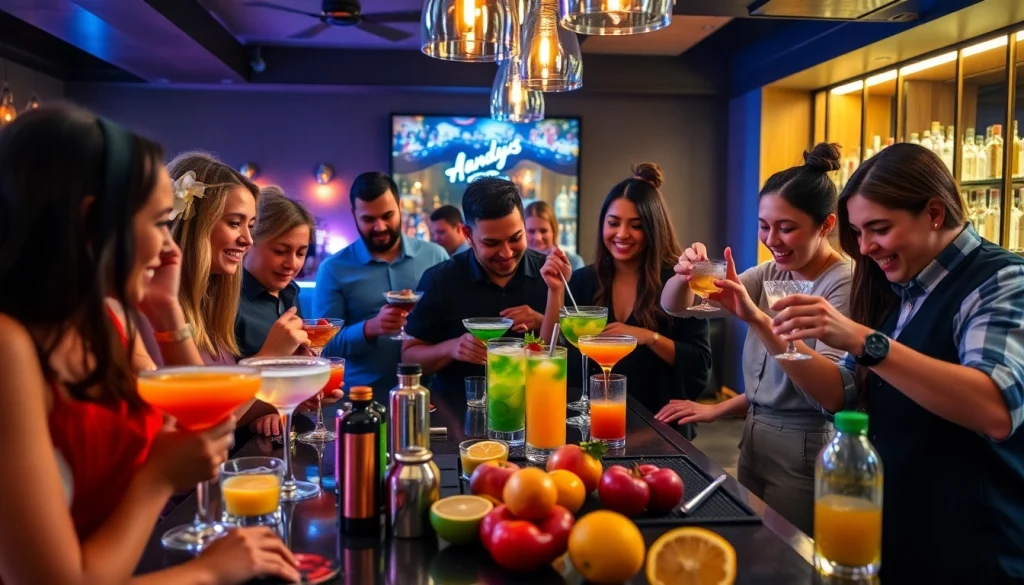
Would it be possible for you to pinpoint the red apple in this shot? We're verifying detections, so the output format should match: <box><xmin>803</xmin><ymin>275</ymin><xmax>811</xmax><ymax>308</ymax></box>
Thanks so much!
<box><xmin>469</xmin><ymin>460</ymin><xmax>521</xmax><ymax>504</ymax></box>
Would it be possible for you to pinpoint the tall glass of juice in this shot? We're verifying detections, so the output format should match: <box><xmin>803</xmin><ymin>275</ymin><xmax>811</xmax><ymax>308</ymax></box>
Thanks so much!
<box><xmin>814</xmin><ymin>411</ymin><xmax>883</xmax><ymax>579</ymax></box>
<box><xmin>589</xmin><ymin>374</ymin><xmax>627</xmax><ymax>448</ymax></box>
<box><xmin>525</xmin><ymin>347</ymin><xmax>568</xmax><ymax>463</ymax></box>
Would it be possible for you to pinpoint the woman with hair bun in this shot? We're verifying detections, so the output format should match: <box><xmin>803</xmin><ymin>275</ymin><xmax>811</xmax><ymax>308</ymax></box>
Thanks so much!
<box><xmin>539</xmin><ymin>163</ymin><xmax>712</xmax><ymax>422</ymax></box>
<box><xmin>659</xmin><ymin>143</ymin><xmax>853</xmax><ymax>535</ymax></box>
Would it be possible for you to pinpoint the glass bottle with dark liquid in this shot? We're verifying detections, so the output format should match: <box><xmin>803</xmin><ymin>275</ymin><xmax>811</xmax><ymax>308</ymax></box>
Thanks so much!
<box><xmin>336</xmin><ymin>386</ymin><xmax>383</xmax><ymax>536</ymax></box>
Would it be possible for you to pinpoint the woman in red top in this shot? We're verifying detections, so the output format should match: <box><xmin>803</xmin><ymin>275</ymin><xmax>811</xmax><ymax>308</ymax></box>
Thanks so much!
<box><xmin>0</xmin><ymin>106</ymin><xmax>300</xmax><ymax>584</ymax></box>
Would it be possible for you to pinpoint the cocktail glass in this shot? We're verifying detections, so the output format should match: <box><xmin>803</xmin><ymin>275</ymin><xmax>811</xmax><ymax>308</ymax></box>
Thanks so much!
<box><xmin>689</xmin><ymin>261</ymin><xmax>728</xmax><ymax>312</ymax></box>
<box><xmin>589</xmin><ymin>374</ymin><xmax>627</xmax><ymax>448</ymax></box>
<box><xmin>384</xmin><ymin>290</ymin><xmax>423</xmax><ymax>340</ymax></box>
<box><xmin>764</xmin><ymin>280</ymin><xmax>816</xmax><ymax>361</ymax></box>
<box><xmin>462</xmin><ymin>317</ymin><xmax>515</xmax><ymax>342</ymax></box>
<box><xmin>220</xmin><ymin>456</ymin><xmax>286</xmax><ymax>527</ymax></box>
<box><xmin>239</xmin><ymin>356</ymin><xmax>331</xmax><ymax>501</ymax></box>
<box><xmin>486</xmin><ymin>337</ymin><xmax>526</xmax><ymax>446</ymax></box>
<box><xmin>298</xmin><ymin>318</ymin><xmax>344</xmax><ymax>444</ymax></box>
<box><xmin>525</xmin><ymin>347</ymin><xmax>568</xmax><ymax>463</ymax></box>
<box><xmin>297</xmin><ymin>355</ymin><xmax>345</xmax><ymax>444</ymax></box>
<box><xmin>137</xmin><ymin>365</ymin><xmax>262</xmax><ymax>552</ymax></box>
<box><xmin>578</xmin><ymin>334</ymin><xmax>637</xmax><ymax>387</ymax></box>
<box><xmin>559</xmin><ymin>306</ymin><xmax>608</xmax><ymax>426</ymax></box>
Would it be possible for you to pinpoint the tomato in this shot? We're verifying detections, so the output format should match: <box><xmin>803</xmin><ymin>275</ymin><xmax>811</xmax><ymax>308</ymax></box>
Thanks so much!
<box><xmin>480</xmin><ymin>504</ymin><xmax>575</xmax><ymax>572</ymax></box>
<box><xmin>598</xmin><ymin>465</ymin><xmax>649</xmax><ymax>517</ymax></box>
<box><xmin>642</xmin><ymin>467</ymin><xmax>684</xmax><ymax>514</ymax></box>
<box><xmin>546</xmin><ymin>442</ymin><xmax>606</xmax><ymax>493</ymax></box>
<box><xmin>547</xmin><ymin>469</ymin><xmax>587</xmax><ymax>514</ymax></box>
<box><xmin>502</xmin><ymin>468</ymin><xmax>558</xmax><ymax>519</ymax></box>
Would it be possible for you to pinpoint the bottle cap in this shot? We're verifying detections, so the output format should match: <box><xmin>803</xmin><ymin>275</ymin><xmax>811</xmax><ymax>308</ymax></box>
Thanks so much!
<box><xmin>835</xmin><ymin>411</ymin><xmax>868</xmax><ymax>435</ymax></box>
<box><xmin>397</xmin><ymin>363</ymin><xmax>422</xmax><ymax>375</ymax></box>
<box><xmin>348</xmin><ymin>386</ymin><xmax>373</xmax><ymax>401</ymax></box>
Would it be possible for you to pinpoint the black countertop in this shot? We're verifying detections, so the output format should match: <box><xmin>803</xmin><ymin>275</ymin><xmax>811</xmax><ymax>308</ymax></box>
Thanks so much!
<box><xmin>137</xmin><ymin>388</ymin><xmax>825</xmax><ymax>584</ymax></box>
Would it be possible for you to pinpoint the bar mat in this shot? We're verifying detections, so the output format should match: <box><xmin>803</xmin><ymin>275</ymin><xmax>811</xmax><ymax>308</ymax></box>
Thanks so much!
<box><xmin>458</xmin><ymin>455</ymin><xmax>760</xmax><ymax>526</ymax></box>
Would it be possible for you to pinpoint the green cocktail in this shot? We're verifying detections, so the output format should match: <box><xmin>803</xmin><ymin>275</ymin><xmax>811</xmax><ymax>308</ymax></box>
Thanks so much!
<box><xmin>462</xmin><ymin>317</ymin><xmax>514</xmax><ymax>342</ymax></box>
<box><xmin>486</xmin><ymin>337</ymin><xmax>526</xmax><ymax>446</ymax></box>
<box><xmin>559</xmin><ymin>306</ymin><xmax>609</xmax><ymax>425</ymax></box>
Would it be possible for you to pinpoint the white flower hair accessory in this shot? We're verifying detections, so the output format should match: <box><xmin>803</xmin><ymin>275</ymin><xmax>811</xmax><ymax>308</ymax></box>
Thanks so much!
<box><xmin>170</xmin><ymin>170</ymin><xmax>207</xmax><ymax>221</ymax></box>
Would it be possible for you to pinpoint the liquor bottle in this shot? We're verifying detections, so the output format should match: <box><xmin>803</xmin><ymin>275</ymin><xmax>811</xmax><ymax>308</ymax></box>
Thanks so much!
<box><xmin>369</xmin><ymin>395</ymin><xmax>388</xmax><ymax>483</ymax></box>
<box><xmin>976</xmin><ymin>135</ymin><xmax>988</xmax><ymax>180</ymax></box>
<box><xmin>1008</xmin><ymin>189</ymin><xmax>1022</xmax><ymax>251</ymax></box>
<box><xmin>337</xmin><ymin>386</ymin><xmax>384</xmax><ymax>536</ymax></box>
<box><xmin>555</xmin><ymin>186</ymin><xmax>570</xmax><ymax>218</ymax></box>
<box><xmin>963</xmin><ymin>128</ymin><xmax>978</xmax><ymax>182</ymax></box>
<box><xmin>921</xmin><ymin>130</ymin><xmax>933</xmax><ymax>152</ymax></box>
<box><xmin>940</xmin><ymin>126</ymin><xmax>954</xmax><ymax>173</ymax></box>
<box><xmin>389</xmin><ymin>363</ymin><xmax>430</xmax><ymax>462</ymax></box>
<box><xmin>814</xmin><ymin>411</ymin><xmax>882</xmax><ymax>579</ymax></box>
<box><xmin>1013</xmin><ymin>121</ymin><xmax>1022</xmax><ymax>178</ymax></box>
<box><xmin>990</xmin><ymin>125</ymin><xmax>1004</xmax><ymax>180</ymax></box>
<box><xmin>985</xmin><ymin>190</ymin><xmax>1001</xmax><ymax>243</ymax></box>
<box><xmin>909</xmin><ymin>132</ymin><xmax>921</xmax><ymax>146</ymax></box>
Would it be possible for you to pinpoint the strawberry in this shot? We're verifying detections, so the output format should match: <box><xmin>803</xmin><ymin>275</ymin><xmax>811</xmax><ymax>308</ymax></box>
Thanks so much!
<box><xmin>524</xmin><ymin>332</ymin><xmax>545</xmax><ymax>352</ymax></box>
<box><xmin>316</xmin><ymin>318</ymin><xmax>330</xmax><ymax>325</ymax></box>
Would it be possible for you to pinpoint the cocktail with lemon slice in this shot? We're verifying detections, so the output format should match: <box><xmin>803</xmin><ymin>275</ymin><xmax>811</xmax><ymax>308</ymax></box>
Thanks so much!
<box><xmin>459</xmin><ymin>439</ymin><xmax>509</xmax><ymax>479</ymax></box>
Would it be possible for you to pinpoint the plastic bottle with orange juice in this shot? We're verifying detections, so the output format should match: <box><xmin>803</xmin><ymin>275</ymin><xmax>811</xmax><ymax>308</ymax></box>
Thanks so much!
<box><xmin>814</xmin><ymin>411</ymin><xmax>883</xmax><ymax>579</ymax></box>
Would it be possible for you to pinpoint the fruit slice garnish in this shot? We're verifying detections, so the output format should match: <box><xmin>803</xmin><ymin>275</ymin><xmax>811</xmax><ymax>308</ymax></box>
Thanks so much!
<box><xmin>431</xmin><ymin>495</ymin><xmax>493</xmax><ymax>521</ymax></box>
<box><xmin>646</xmin><ymin>526</ymin><xmax>737</xmax><ymax>585</ymax></box>
<box><xmin>466</xmin><ymin>440</ymin><xmax>507</xmax><ymax>460</ymax></box>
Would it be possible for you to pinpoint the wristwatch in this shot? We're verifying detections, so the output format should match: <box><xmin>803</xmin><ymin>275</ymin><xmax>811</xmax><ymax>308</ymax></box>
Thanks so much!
<box><xmin>854</xmin><ymin>332</ymin><xmax>889</xmax><ymax>367</ymax></box>
<box><xmin>650</xmin><ymin>332</ymin><xmax>661</xmax><ymax>346</ymax></box>
<box><xmin>153</xmin><ymin>323</ymin><xmax>194</xmax><ymax>344</ymax></box>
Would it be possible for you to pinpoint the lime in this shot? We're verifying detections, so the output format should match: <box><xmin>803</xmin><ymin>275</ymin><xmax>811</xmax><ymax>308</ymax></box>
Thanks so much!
<box><xmin>430</xmin><ymin>495</ymin><xmax>494</xmax><ymax>546</ymax></box>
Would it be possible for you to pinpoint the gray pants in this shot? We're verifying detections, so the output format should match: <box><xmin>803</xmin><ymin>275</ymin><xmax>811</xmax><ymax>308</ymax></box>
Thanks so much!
<box><xmin>737</xmin><ymin>415</ymin><xmax>832</xmax><ymax>535</ymax></box>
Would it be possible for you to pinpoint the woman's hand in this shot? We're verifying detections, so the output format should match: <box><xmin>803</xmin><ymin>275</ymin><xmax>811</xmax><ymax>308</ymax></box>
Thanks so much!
<box><xmin>707</xmin><ymin>247</ymin><xmax>761</xmax><ymax>323</ymax></box>
<box><xmin>250</xmin><ymin>414</ymin><xmax>281</xmax><ymax>437</ymax></box>
<box><xmin>142</xmin><ymin>416</ymin><xmax>236</xmax><ymax>490</ymax></box>
<box><xmin>540</xmin><ymin>248</ymin><xmax>572</xmax><ymax>291</ymax></box>
<box><xmin>259</xmin><ymin>307</ymin><xmax>309</xmax><ymax>357</ymax></box>
<box><xmin>770</xmin><ymin>294</ymin><xmax>872</xmax><ymax>354</ymax></box>
<box><xmin>673</xmin><ymin>242</ymin><xmax>709</xmax><ymax>280</ymax></box>
<box><xmin>602</xmin><ymin>322</ymin><xmax>657</xmax><ymax>346</ymax></box>
<box><xmin>193</xmin><ymin>527</ymin><xmax>301</xmax><ymax>585</ymax></box>
<box><xmin>655</xmin><ymin>400</ymin><xmax>722</xmax><ymax>425</ymax></box>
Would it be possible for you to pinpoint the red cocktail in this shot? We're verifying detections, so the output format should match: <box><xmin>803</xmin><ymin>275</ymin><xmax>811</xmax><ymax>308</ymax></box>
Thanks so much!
<box><xmin>299</xmin><ymin>319</ymin><xmax>344</xmax><ymax>444</ymax></box>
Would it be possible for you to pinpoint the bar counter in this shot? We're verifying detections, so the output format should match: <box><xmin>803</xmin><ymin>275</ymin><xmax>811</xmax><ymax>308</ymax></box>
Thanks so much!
<box><xmin>137</xmin><ymin>388</ymin><xmax>820</xmax><ymax>584</ymax></box>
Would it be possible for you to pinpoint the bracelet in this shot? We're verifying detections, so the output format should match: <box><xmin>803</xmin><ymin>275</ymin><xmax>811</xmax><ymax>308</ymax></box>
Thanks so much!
<box><xmin>153</xmin><ymin>323</ymin><xmax>194</xmax><ymax>344</ymax></box>
<box><xmin>651</xmin><ymin>332</ymin><xmax>661</xmax><ymax>346</ymax></box>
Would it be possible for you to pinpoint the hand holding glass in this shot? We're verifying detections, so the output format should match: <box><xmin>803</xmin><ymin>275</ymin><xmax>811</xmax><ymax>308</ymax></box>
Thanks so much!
<box><xmin>765</xmin><ymin>280</ymin><xmax>816</xmax><ymax>361</ymax></box>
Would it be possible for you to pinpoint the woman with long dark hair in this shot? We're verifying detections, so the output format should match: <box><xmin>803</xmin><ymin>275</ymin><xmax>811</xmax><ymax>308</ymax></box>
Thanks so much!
<box><xmin>773</xmin><ymin>143</ymin><xmax>1024</xmax><ymax>583</ymax></box>
<box><xmin>0</xmin><ymin>106</ymin><xmax>299</xmax><ymax>584</ymax></box>
<box><xmin>540</xmin><ymin>163</ymin><xmax>711</xmax><ymax>417</ymax></box>
<box><xmin>658</xmin><ymin>143</ymin><xmax>852</xmax><ymax>535</ymax></box>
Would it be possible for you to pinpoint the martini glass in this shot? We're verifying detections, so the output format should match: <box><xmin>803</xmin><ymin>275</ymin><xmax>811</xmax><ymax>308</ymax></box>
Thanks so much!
<box><xmin>559</xmin><ymin>306</ymin><xmax>608</xmax><ymax>426</ymax></box>
<box><xmin>689</xmin><ymin>260</ymin><xmax>728</xmax><ymax>312</ymax></box>
<box><xmin>298</xmin><ymin>319</ymin><xmax>343</xmax><ymax>444</ymax></box>
<box><xmin>297</xmin><ymin>356</ymin><xmax>345</xmax><ymax>444</ymax></box>
<box><xmin>384</xmin><ymin>290</ymin><xmax>423</xmax><ymax>340</ymax></box>
<box><xmin>578</xmin><ymin>334</ymin><xmax>638</xmax><ymax>386</ymax></box>
<box><xmin>764</xmin><ymin>280</ymin><xmax>816</xmax><ymax>361</ymax></box>
<box><xmin>137</xmin><ymin>365</ymin><xmax>262</xmax><ymax>552</ymax></box>
<box><xmin>239</xmin><ymin>356</ymin><xmax>331</xmax><ymax>501</ymax></box>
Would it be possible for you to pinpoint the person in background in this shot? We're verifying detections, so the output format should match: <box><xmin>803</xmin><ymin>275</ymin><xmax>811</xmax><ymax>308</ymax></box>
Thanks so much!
<box><xmin>659</xmin><ymin>143</ymin><xmax>852</xmax><ymax>535</ymax></box>
<box><xmin>770</xmin><ymin>143</ymin><xmax>1024</xmax><ymax>583</ymax></box>
<box><xmin>236</xmin><ymin>186</ymin><xmax>342</xmax><ymax>436</ymax></box>
<box><xmin>525</xmin><ymin>200</ymin><xmax>585</xmax><ymax>271</ymax></box>
<box><xmin>403</xmin><ymin>178</ymin><xmax>554</xmax><ymax>394</ymax></box>
<box><xmin>538</xmin><ymin>163</ymin><xmax>711</xmax><ymax>423</ymax></box>
<box><xmin>0</xmin><ymin>105</ymin><xmax>299</xmax><ymax>585</ymax></box>
<box><xmin>429</xmin><ymin>204</ymin><xmax>471</xmax><ymax>256</ymax></box>
<box><xmin>314</xmin><ymin>172</ymin><xmax>448</xmax><ymax>399</ymax></box>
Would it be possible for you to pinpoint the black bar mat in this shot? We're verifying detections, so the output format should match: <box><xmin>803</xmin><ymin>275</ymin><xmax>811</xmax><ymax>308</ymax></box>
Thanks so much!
<box><xmin>458</xmin><ymin>454</ymin><xmax>760</xmax><ymax>526</ymax></box>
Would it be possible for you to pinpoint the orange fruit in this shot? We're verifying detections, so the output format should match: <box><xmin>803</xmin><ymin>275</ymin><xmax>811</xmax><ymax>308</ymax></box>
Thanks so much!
<box><xmin>502</xmin><ymin>468</ymin><xmax>558</xmax><ymax>519</ymax></box>
<box><xmin>646</xmin><ymin>527</ymin><xmax>736</xmax><ymax>585</ymax></box>
<box><xmin>568</xmin><ymin>510</ymin><xmax>645</xmax><ymax>583</ymax></box>
<box><xmin>548</xmin><ymin>469</ymin><xmax>586</xmax><ymax>514</ymax></box>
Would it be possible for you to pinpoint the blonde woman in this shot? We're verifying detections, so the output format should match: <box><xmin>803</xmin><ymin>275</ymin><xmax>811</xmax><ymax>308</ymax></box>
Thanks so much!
<box><xmin>164</xmin><ymin>152</ymin><xmax>308</xmax><ymax>365</ymax></box>
<box><xmin>525</xmin><ymin>200</ymin><xmax>585</xmax><ymax>270</ymax></box>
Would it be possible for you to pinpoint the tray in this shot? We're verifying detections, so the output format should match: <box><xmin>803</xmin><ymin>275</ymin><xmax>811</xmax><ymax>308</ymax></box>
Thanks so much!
<box><xmin>458</xmin><ymin>454</ymin><xmax>761</xmax><ymax>526</ymax></box>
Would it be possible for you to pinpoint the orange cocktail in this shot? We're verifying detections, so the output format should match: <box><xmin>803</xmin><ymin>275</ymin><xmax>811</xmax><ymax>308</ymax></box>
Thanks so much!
<box><xmin>298</xmin><ymin>357</ymin><xmax>345</xmax><ymax>444</ymax></box>
<box><xmin>301</xmin><ymin>318</ymin><xmax>343</xmax><ymax>356</ymax></box>
<box><xmin>137</xmin><ymin>366</ymin><xmax>262</xmax><ymax>552</ymax></box>
<box><xmin>223</xmin><ymin>475</ymin><xmax>281</xmax><ymax>516</ymax></box>
<box><xmin>577</xmin><ymin>334</ymin><xmax>637</xmax><ymax>372</ymax></box>
<box><xmin>588</xmin><ymin>373</ymin><xmax>627</xmax><ymax>447</ymax></box>
<box><xmin>525</xmin><ymin>347</ymin><xmax>568</xmax><ymax>463</ymax></box>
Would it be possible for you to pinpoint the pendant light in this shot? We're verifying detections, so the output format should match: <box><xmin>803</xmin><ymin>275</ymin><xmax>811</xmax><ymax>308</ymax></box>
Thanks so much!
<box><xmin>0</xmin><ymin>58</ymin><xmax>16</xmax><ymax>126</ymax></box>
<box><xmin>24</xmin><ymin>70</ymin><xmax>40</xmax><ymax>112</ymax></box>
<box><xmin>520</xmin><ymin>0</ymin><xmax>582</xmax><ymax>92</ymax></box>
<box><xmin>559</xmin><ymin>0</ymin><xmax>672</xmax><ymax>35</ymax></box>
<box><xmin>421</xmin><ymin>0</ymin><xmax>518</xmax><ymax>62</ymax></box>
<box><xmin>490</xmin><ymin>57</ymin><xmax>545</xmax><ymax>122</ymax></box>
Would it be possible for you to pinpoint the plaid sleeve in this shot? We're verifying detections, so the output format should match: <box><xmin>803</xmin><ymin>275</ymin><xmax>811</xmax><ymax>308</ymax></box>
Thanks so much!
<box><xmin>955</xmin><ymin>264</ymin><xmax>1024</xmax><ymax>437</ymax></box>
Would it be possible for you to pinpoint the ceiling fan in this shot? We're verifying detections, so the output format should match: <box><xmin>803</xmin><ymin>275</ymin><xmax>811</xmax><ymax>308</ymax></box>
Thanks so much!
<box><xmin>244</xmin><ymin>0</ymin><xmax>421</xmax><ymax>42</ymax></box>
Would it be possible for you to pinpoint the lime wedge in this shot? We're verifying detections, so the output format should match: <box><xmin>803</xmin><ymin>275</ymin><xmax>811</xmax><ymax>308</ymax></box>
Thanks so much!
<box><xmin>430</xmin><ymin>495</ymin><xmax>494</xmax><ymax>546</ymax></box>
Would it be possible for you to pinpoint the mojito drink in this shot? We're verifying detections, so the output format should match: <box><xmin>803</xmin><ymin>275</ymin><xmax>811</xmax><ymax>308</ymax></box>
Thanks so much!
<box><xmin>486</xmin><ymin>338</ymin><xmax>526</xmax><ymax>446</ymax></box>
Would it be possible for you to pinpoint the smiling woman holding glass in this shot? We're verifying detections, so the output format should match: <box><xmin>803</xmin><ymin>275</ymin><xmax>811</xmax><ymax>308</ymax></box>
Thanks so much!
<box><xmin>659</xmin><ymin>143</ymin><xmax>852</xmax><ymax>535</ymax></box>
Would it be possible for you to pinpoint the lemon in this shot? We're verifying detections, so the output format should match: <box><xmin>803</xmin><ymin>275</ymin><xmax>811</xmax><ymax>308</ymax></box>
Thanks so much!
<box><xmin>645</xmin><ymin>526</ymin><xmax>737</xmax><ymax>585</ymax></box>
<box><xmin>430</xmin><ymin>495</ymin><xmax>493</xmax><ymax>546</ymax></box>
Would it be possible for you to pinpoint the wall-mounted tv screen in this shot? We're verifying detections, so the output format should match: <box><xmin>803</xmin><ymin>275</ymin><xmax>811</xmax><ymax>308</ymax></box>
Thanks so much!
<box><xmin>390</xmin><ymin>115</ymin><xmax>581</xmax><ymax>255</ymax></box>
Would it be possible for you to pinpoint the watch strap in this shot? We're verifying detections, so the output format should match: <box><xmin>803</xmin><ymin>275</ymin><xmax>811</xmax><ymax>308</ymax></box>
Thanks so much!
<box><xmin>153</xmin><ymin>323</ymin><xmax>194</xmax><ymax>344</ymax></box>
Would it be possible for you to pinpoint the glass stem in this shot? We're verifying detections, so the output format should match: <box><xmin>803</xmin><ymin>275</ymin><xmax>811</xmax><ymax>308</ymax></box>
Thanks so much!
<box><xmin>787</xmin><ymin>340</ymin><xmax>798</xmax><ymax>354</ymax></box>
<box><xmin>314</xmin><ymin>394</ymin><xmax>326</xmax><ymax>431</ymax></box>
<box><xmin>194</xmin><ymin>479</ymin><xmax>212</xmax><ymax>525</ymax></box>
<box><xmin>581</xmin><ymin>354</ymin><xmax>590</xmax><ymax>405</ymax></box>
<box><xmin>279</xmin><ymin>409</ymin><xmax>296</xmax><ymax>485</ymax></box>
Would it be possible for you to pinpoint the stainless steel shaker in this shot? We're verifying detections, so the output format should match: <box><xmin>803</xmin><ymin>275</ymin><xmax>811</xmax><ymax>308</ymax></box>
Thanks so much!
<box><xmin>384</xmin><ymin>447</ymin><xmax>440</xmax><ymax>539</ymax></box>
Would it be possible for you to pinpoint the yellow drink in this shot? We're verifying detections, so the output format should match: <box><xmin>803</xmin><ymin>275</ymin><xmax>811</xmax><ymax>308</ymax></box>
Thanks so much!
<box><xmin>525</xmin><ymin>348</ymin><xmax>568</xmax><ymax>458</ymax></box>
<box><xmin>459</xmin><ymin>440</ymin><xmax>509</xmax><ymax>478</ymax></box>
<box><xmin>690</xmin><ymin>273</ymin><xmax>721</xmax><ymax>297</ymax></box>
<box><xmin>815</xmin><ymin>494</ymin><xmax>882</xmax><ymax>567</ymax></box>
<box><xmin>222</xmin><ymin>474</ymin><xmax>281</xmax><ymax>517</ymax></box>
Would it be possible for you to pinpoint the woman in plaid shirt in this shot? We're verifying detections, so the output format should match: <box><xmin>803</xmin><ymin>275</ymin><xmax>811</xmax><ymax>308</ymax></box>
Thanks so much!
<box><xmin>772</xmin><ymin>143</ymin><xmax>1024</xmax><ymax>584</ymax></box>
